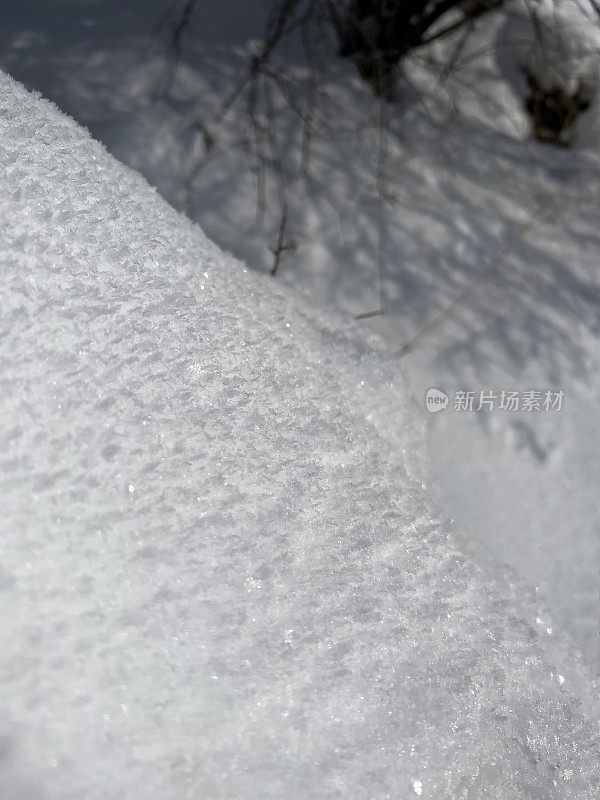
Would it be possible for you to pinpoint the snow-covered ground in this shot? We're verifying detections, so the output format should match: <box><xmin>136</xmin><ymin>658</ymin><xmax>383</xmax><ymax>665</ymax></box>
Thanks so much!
<box><xmin>2</xmin><ymin>65</ymin><xmax>600</xmax><ymax>800</ymax></box>
<box><xmin>2</xmin><ymin>0</ymin><xmax>598</xmax><ymax>670</ymax></box>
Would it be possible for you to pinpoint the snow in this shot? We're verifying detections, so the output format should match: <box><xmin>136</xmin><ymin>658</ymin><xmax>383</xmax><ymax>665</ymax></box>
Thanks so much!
<box><xmin>1</xmin><ymin>67</ymin><xmax>600</xmax><ymax>799</ymax></box>
<box><xmin>523</xmin><ymin>0</ymin><xmax>600</xmax><ymax>95</ymax></box>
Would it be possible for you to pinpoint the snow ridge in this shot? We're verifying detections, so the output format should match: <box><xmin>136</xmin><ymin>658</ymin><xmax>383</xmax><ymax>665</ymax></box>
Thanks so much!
<box><xmin>0</xmin><ymin>71</ymin><xmax>598</xmax><ymax>799</ymax></box>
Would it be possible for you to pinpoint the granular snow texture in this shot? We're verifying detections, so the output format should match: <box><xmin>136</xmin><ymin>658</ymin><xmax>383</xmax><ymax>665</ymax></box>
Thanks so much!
<box><xmin>0</xmin><ymin>71</ymin><xmax>598</xmax><ymax>799</ymax></box>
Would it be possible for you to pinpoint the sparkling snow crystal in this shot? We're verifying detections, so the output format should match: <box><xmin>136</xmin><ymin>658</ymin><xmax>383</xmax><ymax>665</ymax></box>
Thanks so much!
<box><xmin>0</xmin><ymin>70</ymin><xmax>599</xmax><ymax>799</ymax></box>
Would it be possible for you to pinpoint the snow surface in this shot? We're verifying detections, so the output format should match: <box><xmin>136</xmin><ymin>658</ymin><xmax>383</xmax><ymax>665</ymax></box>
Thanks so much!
<box><xmin>2</xmin><ymin>0</ymin><xmax>599</xmax><ymax>667</ymax></box>
<box><xmin>2</xmin><ymin>3</ymin><xmax>600</xmax><ymax>667</ymax></box>
<box><xmin>522</xmin><ymin>0</ymin><xmax>600</xmax><ymax>96</ymax></box>
<box><xmin>1</xmin><ymin>70</ymin><xmax>600</xmax><ymax>800</ymax></box>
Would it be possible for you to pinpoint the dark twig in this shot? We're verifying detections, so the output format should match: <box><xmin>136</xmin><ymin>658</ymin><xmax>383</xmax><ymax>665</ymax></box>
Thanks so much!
<box><xmin>163</xmin><ymin>0</ymin><xmax>197</xmax><ymax>99</ymax></box>
<box><xmin>270</xmin><ymin>205</ymin><xmax>295</xmax><ymax>275</ymax></box>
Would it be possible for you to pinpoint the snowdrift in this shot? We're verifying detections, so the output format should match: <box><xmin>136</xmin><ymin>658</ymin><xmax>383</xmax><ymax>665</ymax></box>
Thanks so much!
<box><xmin>0</xmin><ymin>71</ymin><xmax>598</xmax><ymax>799</ymax></box>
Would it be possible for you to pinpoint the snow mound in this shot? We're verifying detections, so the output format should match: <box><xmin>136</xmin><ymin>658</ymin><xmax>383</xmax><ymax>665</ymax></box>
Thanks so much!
<box><xmin>0</xmin><ymin>70</ymin><xmax>598</xmax><ymax>799</ymax></box>
<box><xmin>525</xmin><ymin>1</ymin><xmax>600</xmax><ymax>95</ymax></box>
<box><xmin>494</xmin><ymin>0</ymin><xmax>600</xmax><ymax>147</ymax></box>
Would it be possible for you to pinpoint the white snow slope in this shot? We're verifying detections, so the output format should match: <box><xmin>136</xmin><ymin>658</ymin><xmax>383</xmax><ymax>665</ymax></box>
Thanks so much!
<box><xmin>0</xmin><ymin>71</ymin><xmax>599</xmax><ymax>800</ymax></box>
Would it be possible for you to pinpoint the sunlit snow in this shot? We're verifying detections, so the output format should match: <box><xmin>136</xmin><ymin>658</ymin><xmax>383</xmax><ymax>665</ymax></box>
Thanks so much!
<box><xmin>0</xmin><ymin>70</ymin><xmax>599</xmax><ymax>799</ymax></box>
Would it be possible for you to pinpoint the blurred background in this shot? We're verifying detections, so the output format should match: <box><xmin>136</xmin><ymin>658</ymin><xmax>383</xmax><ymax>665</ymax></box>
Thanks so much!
<box><xmin>2</xmin><ymin>0</ymin><xmax>599</xmax><ymax>667</ymax></box>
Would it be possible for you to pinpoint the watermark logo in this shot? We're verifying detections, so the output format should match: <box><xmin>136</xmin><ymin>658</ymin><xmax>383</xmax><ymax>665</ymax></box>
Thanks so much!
<box><xmin>425</xmin><ymin>388</ymin><xmax>449</xmax><ymax>413</ymax></box>
<box><xmin>425</xmin><ymin>388</ymin><xmax>564</xmax><ymax>413</ymax></box>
